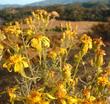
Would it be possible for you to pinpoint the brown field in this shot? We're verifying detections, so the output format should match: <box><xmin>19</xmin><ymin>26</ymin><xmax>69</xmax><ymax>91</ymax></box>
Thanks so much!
<box><xmin>49</xmin><ymin>20</ymin><xmax>100</xmax><ymax>34</ymax></box>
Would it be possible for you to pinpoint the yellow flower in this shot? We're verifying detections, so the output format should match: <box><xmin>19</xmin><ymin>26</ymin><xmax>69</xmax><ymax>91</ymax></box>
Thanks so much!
<box><xmin>105</xmin><ymin>68</ymin><xmax>110</xmax><ymax>76</ymax></box>
<box><xmin>94</xmin><ymin>49</ymin><xmax>106</xmax><ymax>68</ymax></box>
<box><xmin>80</xmin><ymin>34</ymin><xmax>92</xmax><ymax>55</ymax></box>
<box><xmin>0</xmin><ymin>30</ymin><xmax>6</xmax><ymax>41</ymax></box>
<box><xmin>82</xmin><ymin>100</ymin><xmax>93</xmax><ymax>104</ymax></box>
<box><xmin>83</xmin><ymin>87</ymin><xmax>91</xmax><ymax>99</ymax></box>
<box><xmin>25</xmin><ymin>29</ymin><xmax>35</xmax><ymax>36</ymax></box>
<box><xmin>40</xmin><ymin>35</ymin><xmax>50</xmax><ymax>48</ymax></box>
<box><xmin>32</xmin><ymin>11</ymin><xmax>36</xmax><ymax>17</ymax></box>
<box><xmin>27</xmin><ymin>91</ymin><xmax>42</xmax><ymax>104</ymax></box>
<box><xmin>63</xmin><ymin>63</ymin><xmax>72</xmax><ymax>82</ymax></box>
<box><xmin>31</xmin><ymin>35</ymin><xmax>50</xmax><ymax>52</ymax></box>
<box><xmin>40</xmin><ymin>100</ymin><xmax>50</xmax><ymax>104</ymax></box>
<box><xmin>81</xmin><ymin>34</ymin><xmax>92</xmax><ymax>45</ymax></box>
<box><xmin>93</xmin><ymin>38</ymin><xmax>105</xmax><ymax>49</ymax></box>
<box><xmin>82</xmin><ymin>96</ymin><xmax>96</xmax><ymax>104</ymax></box>
<box><xmin>13</xmin><ymin>44</ymin><xmax>20</xmax><ymax>53</ymax></box>
<box><xmin>24</xmin><ymin>16</ymin><xmax>33</xmax><ymax>25</ymax></box>
<box><xmin>48</xmin><ymin>50</ymin><xmax>57</xmax><ymax>60</ymax></box>
<box><xmin>63</xmin><ymin>63</ymin><xmax>72</xmax><ymax>71</ymax></box>
<box><xmin>3</xmin><ymin>54</ymin><xmax>29</xmax><ymax>77</ymax></box>
<box><xmin>7</xmin><ymin>87</ymin><xmax>17</xmax><ymax>103</ymax></box>
<box><xmin>63</xmin><ymin>30</ymin><xmax>75</xmax><ymax>40</ymax></box>
<box><xmin>31</xmin><ymin>38</ymin><xmax>42</xmax><ymax>52</ymax></box>
<box><xmin>61</xmin><ymin>24</ymin><xmax>77</xmax><ymax>48</ymax></box>
<box><xmin>27</xmin><ymin>91</ymin><xmax>52</xmax><ymax>104</ymax></box>
<box><xmin>4</xmin><ymin>22</ymin><xmax>22</xmax><ymax>37</ymax></box>
<box><xmin>57</xmin><ymin>47</ymin><xmax>67</xmax><ymax>56</ymax></box>
<box><xmin>32</xmin><ymin>9</ymin><xmax>50</xmax><ymax>25</ymax></box>
<box><xmin>66</xmin><ymin>96</ymin><xmax>79</xmax><ymax>104</ymax></box>
<box><xmin>55</xmin><ymin>83</ymin><xmax>67</xmax><ymax>99</ymax></box>
<box><xmin>98</xmin><ymin>74</ymin><xmax>109</xmax><ymax>86</ymax></box>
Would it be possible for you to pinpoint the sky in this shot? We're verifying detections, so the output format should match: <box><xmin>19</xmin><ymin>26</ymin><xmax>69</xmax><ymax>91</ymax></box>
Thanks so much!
<box><xmin>0</xmin><ymin>0</ymin><xmax>44</xmax><ymax>5</ymax></box>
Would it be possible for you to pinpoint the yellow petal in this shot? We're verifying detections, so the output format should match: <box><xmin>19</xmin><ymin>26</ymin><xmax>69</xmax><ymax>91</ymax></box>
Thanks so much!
<box><xmin>14</xmin><ymin>62</ymin><xmax>23</xmax><ymax>73</ymax></box>
<box><xmin>41</xmin><ymin>36</ymin><xmax>50</xmax><ymax>48</ymax></box>
<box><xmin>31</xmin><ymin>38</ymin><xmax>39</xmax><ymax>48</ymax></box>
<box><xmin>0</xmin><ymin>32</ymin><xmax>6</xmax><ymax>41</ymax></box>
<box><xmin>31</xmin><ymin>38</ymin><xmax>42</xmax><ymax>52</ymax></box>
<box><xmin>66</xmin><ymin>96</ymin><xmax>78</xmax><ymax>104</ymax></box>
<box><xmin>3</xmin><ymin>63</ymin><xmax>12</xmax><ymax>72</ymax></box>
<box><xmin>22</xmin><ymin>61</ymin><xmax>29</xmax><ymax>68</ymax></box>
<box><xmin>14</xmin><ymin>62</ymin><xmax>33</xmax><ymax>79</ymax></box>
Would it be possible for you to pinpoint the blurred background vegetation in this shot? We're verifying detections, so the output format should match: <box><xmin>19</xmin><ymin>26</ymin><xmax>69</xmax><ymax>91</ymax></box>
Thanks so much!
<box><xmin>0</xmin><ymin>2</ymin><xmax>110</xmax><ymax>41</ymax></box>
<box><xmin>0</xmin><ymin>2</ymin><xmax>110</xmax><ymax>23</ymax></box>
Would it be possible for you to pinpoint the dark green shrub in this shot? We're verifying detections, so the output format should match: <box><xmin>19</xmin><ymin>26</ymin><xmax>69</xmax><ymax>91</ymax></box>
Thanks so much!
<box><xmin>91</xmin><ymin>22</ymin><xmax>110</xmax><ymax>41</ymax></box>
<box><xmin>51</xmin><ymin>26</ymin><xmax>66</xmax><ymax>32</ymax></box>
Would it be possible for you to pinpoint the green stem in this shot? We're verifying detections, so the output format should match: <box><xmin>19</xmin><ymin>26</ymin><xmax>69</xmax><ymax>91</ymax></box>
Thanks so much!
<box><xmin>39</xmin><ymin>52</ymin><xmax>42</xmax><ymax>65</ymax></box>
<box><xmin>73</xmin><ymin>59</ymin><xmax>80</xmax><ymax>79</ymax></box>
<box><xmin>60</xmin><ymin>56</ymin><xmax>62</xmax><ymax>71</ymax></box>
<box><xmin>64</xmin><ymin>45</ymin><xmax>72</xmax><ymax>63</ymax></box>
<box><xmin>21</xmin><ymin>34</ymin><xmax>33</xmax><ymax>74</ymax></box>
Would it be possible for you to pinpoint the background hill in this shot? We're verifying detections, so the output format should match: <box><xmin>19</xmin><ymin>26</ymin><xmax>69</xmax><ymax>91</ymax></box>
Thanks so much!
<box><xmin>0</xmin><ymin>1</ymin><xmax>110</xmax><ymax>23</ymax></box>
<box><xmin>28</xmin><ymin>0</ymin><xmax>110</xmax><ymax>6</ymax></box>
<box><xmin>0</xmin><ymin>0</ymin><xmax>110</xmax><ymax>9</ymax></box>
<box><xmin>0</xmin><ymin>4</ymin><xmax>21</xmax><ymax>9</ymax></box>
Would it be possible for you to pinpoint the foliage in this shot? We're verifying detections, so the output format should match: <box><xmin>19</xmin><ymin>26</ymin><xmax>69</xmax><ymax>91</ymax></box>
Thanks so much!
<box><xmin>0</xmin><ymin>9</ymin><xmax>110</xmax><ymax>104</ymax></box>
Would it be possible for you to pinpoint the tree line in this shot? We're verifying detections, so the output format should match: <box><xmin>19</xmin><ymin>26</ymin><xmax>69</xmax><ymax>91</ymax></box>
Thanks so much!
<box><xmin>0</xmin><ymin>2</ymin><xmax>110</xmax><ymax>24</ymax></box>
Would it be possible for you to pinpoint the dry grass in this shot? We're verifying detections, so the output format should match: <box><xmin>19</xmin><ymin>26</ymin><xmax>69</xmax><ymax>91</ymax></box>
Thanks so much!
<box><xmin>49</xmin><ymin>20</ymin><xmax>99</xmax><ymax>34</ymax></box>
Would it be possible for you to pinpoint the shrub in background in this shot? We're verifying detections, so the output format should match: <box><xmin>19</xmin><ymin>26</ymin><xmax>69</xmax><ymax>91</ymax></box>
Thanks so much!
<box><xmin>91</xmin><ymin>22</ymin><xmax>110</xmax><ymax>41</ymax></box>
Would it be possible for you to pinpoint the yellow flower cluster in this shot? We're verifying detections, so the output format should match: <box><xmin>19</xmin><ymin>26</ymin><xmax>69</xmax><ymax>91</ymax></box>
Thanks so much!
<box><xmin>7</xmin><ymin>87</ymin><xmax>17</xmax><ymax>103</ymax></box>
<box><xmin>55</xmin><ymin>83</ymin><xmax>67</xmax><ymax>99</ymax></box>
<box><xmin>4</xmin><ymin>22</ymin><xmax>22</xmax><ymax>37</ymax></box>
<box><xmin>0</xmin><ymin>29</ymin><xmax>6</xmax><ymax>41</ymax></box>
<box><xmin>63</xmin><ymin>63</ymin><xmax>72</xmax><ymax>82</ymax></box>
<box><xmin>24</xmin><ymin>29</ymin><xmax>35</xmax><ymax>36</ymax></box>
<box><xmin>48</xmin><ymin>47</ymin><xmax>67</xmax><ymax>60</ymax></box>
<box><xmin>27</xmin><ymin>91</ymin><xmax>50</xmax><ymax>104</ymax></box>
<box><xmin>80</xmin><ymin>34</ymin><xmax>92</xmax><ymax>55</ymax></box>
<box><xmin>48</xmin><ymin>50</ymin><xmax>57</xmax><ymax>60</ymax></box>
<box><xmin>61</xmin><ymin>23</ymin><xmax>77</xmax><ymax>48</ymax></box>
<box><xmin>57</xmin><ymin>47</ymin><xmax>67</xmax><ymax>56</ymax></box>
<box><xmin>32</xmin><ymin>9</ymin><xmax>50</xmax><ymax>27</ymax></box>
<box><xmin>98</xmin><ymin>74</ymin><xmax>109</xmax><ymax>87</ymax></box>
<box><xmin>94</xmin><ymin>49</ymin><xmax>106</xmax><ymax>68</ymax></box>
<box><xmin>82</xmin><ymin>87</ymin><xmax>96</xmax><ymax>104</ymax></box>
<box><xmin>24</xmin><ymin>16</ymin><xmax>33</xmax><ymax>25</ymax></box>
<box><xmin>91</xmin><ymin>37</ymin><xmax>106</xmax><ymax>68</ymax></box>
<box><xmin>31</xmin><ymin>35</ymin><xmax>50</xmax><ymax>52</ymax></box>
<box><xmin>0</xmin><ymin>9</ymin><xmax>109</xmax><ymax>104</ymax></box>
<box><xmin>55</xmin><ymin>83</ymin><xmax>79</xmax><ymax>104</ymax></box>
<box><xmin>93</xmin><ymin>38</ymin><xmax>105</xmax><ymax>49</ymax></box>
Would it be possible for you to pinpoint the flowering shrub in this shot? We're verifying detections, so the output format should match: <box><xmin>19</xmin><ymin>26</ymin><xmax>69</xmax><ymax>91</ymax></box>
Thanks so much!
<box><xmin>0</xmin><ymin>9</ymin><xmax>110</xmax><ymax>104</ymax></box>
